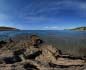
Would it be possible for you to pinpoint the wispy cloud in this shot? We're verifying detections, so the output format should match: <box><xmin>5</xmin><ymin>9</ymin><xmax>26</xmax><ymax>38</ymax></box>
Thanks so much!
<box><xmin>44</xmin><ymin>26</ymin><xmax>65</xmax><ymax>30</ymax></box>
<box><xmin>44</xmin><ymin>26</ymin><xmax>59</xmax><ymax>29</ymax></box>
<box><xmin>20</xmin><ymin>0</ymin><xmax>86</xmax><ymax>18</ymax></box>
<box><xmin>0</xmin><ymin>0</ymin><xmax>86</xmax><ymax>29</ymax></box>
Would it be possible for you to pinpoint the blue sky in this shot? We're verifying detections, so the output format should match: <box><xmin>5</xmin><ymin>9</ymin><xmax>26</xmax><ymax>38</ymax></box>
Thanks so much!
<box><xmin>0</xmin><ymin>0</ymin><xmax>86</xmax><ymax>30</ymax></box>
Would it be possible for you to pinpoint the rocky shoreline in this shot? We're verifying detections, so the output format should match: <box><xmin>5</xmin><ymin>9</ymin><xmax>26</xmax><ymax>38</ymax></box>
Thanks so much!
<box><xmin>0</xmin><ymin>35</ymin><xmax>86</xmax><ymax>70</ymax></box>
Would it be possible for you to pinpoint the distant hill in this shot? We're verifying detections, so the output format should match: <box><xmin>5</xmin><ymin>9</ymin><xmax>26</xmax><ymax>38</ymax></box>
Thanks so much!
<box><xmin>0</xmin><ymin>27</ymin><xmax>19</xmax><ymax>31</ymax></box>
<box><xmin>67</xmin><ymin>27</ymin><xmax>86</xmax><ymax>31</ymax></box>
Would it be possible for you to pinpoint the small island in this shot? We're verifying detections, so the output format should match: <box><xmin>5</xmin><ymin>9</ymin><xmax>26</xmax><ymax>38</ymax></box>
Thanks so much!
<box><xmin>66</xmin><ymin>27</ymin><xmax>86</xmax><ymax>31</ymax></box>
<box><xmin>0</xmin><ymin>26</ymin><xmax>19</xmax><ymax>31</ymax></box>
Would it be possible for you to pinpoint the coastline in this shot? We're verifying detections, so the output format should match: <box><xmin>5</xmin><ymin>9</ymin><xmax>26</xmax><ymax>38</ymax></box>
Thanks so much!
<box><xmin>0</xmin><ymin>34</ymin><xmax>86</xmax><ymax>70</ymax></box>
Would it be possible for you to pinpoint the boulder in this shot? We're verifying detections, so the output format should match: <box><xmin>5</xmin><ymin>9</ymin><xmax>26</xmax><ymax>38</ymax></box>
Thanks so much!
<box><xmin>30</xmin><ymin>35</ymin><xmax>44</xmax><ymax>47</ymax></box>
<box><xmin>36</xmin><ymin>44</ymin><xmax>61</xmax><ymax>63</ymax></box>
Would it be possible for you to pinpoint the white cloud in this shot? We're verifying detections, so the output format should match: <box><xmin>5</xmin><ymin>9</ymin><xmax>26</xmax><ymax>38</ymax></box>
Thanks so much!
<box><xmin>44</xmin><ymin>26</ymin><xmax>60</xmax><ymax>30</ymax></box>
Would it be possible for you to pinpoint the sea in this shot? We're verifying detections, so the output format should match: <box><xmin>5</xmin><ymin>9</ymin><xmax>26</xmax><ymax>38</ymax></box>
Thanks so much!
<box><xmin>0</xmin><ymin>30</ymin><xmax>86</xmax><ymax>57</ymax></box>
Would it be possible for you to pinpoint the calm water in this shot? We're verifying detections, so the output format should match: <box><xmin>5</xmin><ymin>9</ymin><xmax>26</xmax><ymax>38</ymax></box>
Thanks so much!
<box><xmin>0</xmin><ymin>30</ymin><xmax>86</xmax><ymax>56</ymax></box>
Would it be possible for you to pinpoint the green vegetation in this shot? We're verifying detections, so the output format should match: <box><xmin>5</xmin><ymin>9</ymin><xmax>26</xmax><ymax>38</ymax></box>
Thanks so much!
<box><xmin>0</xmin><ymin>26</ymin><xmax>19</xmax><ymax>31</ymax></box>
<box><xmin>69</xmin><ymin>27</ymin><xmax>86</xmax><ymax>31</ymax></box>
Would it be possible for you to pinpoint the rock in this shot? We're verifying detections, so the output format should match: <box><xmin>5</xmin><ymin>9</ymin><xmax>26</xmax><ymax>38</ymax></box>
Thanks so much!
<box><xmin>23</xmin><ymin>46</ymin><xmax>41</xmax><ymax>59</ymax></box>
<box><xmin>0</xmin><ymin>40</ymin><xmax>7</xmax><ymax>48</ymax></box>
<box><xmin>0</xmin><ymin>35</ymin><xmax>86</xmax><ymax>70</ymax></box>
<box><xmin>55</xmin><ymin>57</ymin><xmax>85</xmax><ymax>66</ymax></box>
<box><xmin>13</xmin><ymin>48</ymin><xmax>26</xmax><ymax>62</ymax></box>
<box><xmin>0</xmin><ymin>50</ymin><xmax>14</xmax><ymax>64</ymax></box>
<box><xmin>36</xmin><ymin>44</ymin><xmax>61</xmax><ymax>63</ymax></box>
<box><xmin>30</xmin><ymin>35</ymin><xmax>44</xmax><ymax>47</ymax></box>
